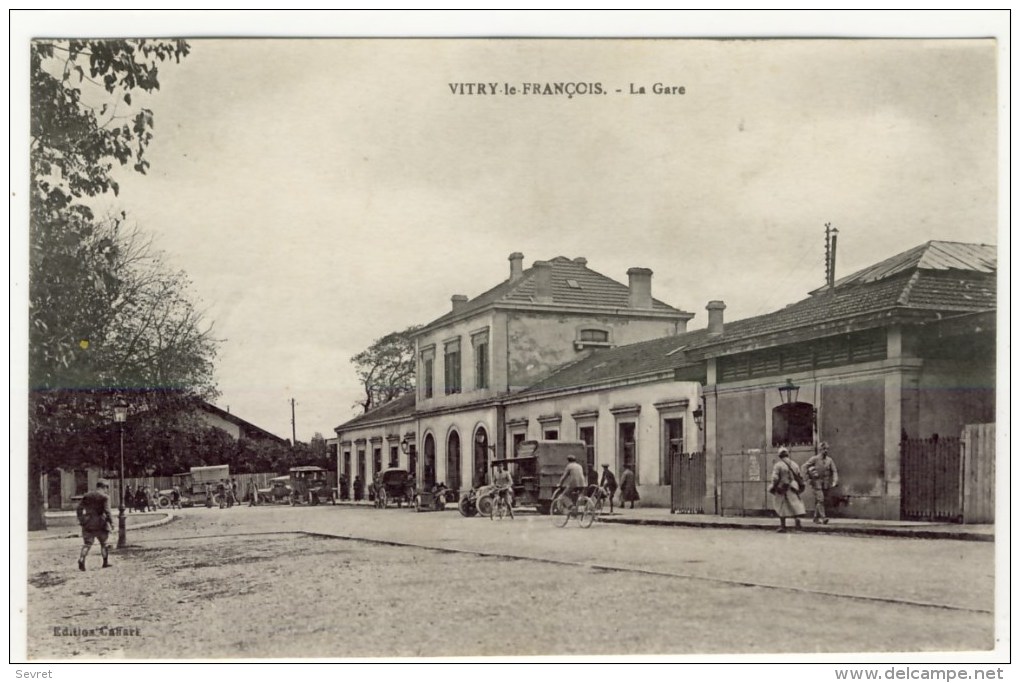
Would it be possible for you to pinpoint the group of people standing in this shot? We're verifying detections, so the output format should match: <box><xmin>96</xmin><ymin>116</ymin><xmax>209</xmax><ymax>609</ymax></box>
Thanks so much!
<box><xmin>769</xmin><ymin>442</ymin><xmax>840</xmax><ymax>532</ymax></box>
<box><xmin>122</xmin><ymin>484</ymin><xmax>160</xmax><ymax>512</ymax></box>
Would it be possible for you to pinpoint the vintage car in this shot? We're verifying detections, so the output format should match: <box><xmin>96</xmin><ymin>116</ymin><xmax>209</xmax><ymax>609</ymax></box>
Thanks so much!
<box><xmin>258</xmin><ymin>475</ymin><xmax>294</xmax><ymax>504</ymax></box>
<box><xmin>161</xmin><ymin>466</ymin><xmax>232</xmax><ymax>508</ymax></box>
<box><xmin>286</xmin><ymin>466</ymin><xmax>337</xmax><ymax>505</ymax></box>
<box><xmin>459</xmin><ymin>482</ymin><xmax>501</xmax><ymax>517</ymax></box>
<box><xmin>374</xmin><ymin>468</ymin><xmax>415</xmax><ymax>508</ymax></box>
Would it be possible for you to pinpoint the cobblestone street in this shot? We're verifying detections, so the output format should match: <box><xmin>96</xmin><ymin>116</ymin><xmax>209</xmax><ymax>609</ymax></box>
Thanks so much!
<box><xmin>25</xmin><ymin>505</ymin><xmax>995</xmax><ymax>659</ymax></box>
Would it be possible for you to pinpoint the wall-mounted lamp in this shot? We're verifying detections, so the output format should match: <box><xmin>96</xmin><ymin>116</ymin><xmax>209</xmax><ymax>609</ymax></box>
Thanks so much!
<box><xmin>692</xmin><ymin>406</ymin><xmax>704</xmax><ymax>432</ymax></box>
<box><xmin>400</xmin><ymin>439</ymin><xmax>409</xmax><ymax>454</ymax></box>
<box><xmin>778</xmin><ymin>378</ymin><xmax>800</xmax><ymax>405</ymax></box>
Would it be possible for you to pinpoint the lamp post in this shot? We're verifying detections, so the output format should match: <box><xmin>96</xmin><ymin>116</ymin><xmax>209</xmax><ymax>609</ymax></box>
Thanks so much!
<box><xmin>778</xmin><ymin>378</ymin><xmax>800</xmax><ymax>446</ymax></box>
<box><xmin>114</xmin><ymin>398</ymin><xmax>128</xmax><ymax>549</ymax></box>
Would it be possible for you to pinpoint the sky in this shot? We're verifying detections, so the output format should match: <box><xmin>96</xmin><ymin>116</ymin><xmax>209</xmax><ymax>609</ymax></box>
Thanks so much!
<box><xmin>14</xmin><ymin>12</ymin><xmax>1005</xmax><ymax>444</ymax></box>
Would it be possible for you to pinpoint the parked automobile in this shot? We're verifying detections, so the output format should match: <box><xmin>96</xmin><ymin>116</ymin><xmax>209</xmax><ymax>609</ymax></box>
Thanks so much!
<box><xmin>459</xmin><ymin>482</ymin><xmax>500</xmax><ymax>517</ymax></box>
<box><xmin>259</xmin><ymin>476</ymin><xmax>293</xmax><ymax>504</ymax></box>
<box><xmin>287</xmin><ymin>466</ymin><xmax>337</xmax><ymax>505</ymax></box>
<box><xmin>161</xmin><ymin>465</ymin><xmax>232</xmax><ymax>508</ymax></box>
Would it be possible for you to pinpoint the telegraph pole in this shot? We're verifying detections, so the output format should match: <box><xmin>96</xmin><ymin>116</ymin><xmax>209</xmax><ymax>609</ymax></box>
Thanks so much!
<box><xmin>291</xmin><ymin>398</ymin><xmax>297</xmax><ymax>446</ymax></box>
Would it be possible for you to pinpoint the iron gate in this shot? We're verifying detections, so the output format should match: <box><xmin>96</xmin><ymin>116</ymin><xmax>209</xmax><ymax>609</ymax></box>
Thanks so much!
<box><xmin>670</xmin><ymin>451</ymin><xmax>705</xmax><ymax>514</ymax></box>
<box><xmin>900</xmin><ymin>436</ymin><xmax>963</xmax><ymax>522</ymax></box>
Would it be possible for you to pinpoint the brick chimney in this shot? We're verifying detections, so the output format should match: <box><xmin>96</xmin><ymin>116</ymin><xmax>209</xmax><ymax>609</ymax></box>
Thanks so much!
<box><xmin>509</xmin><ymin>252</ymin><xmax>524</xmax><ymax>282</ymax></box>
<box><xmin>573</xmin><ymin>257</ymin><xmax>588</xmax><ymax>267</ymax></box>
<box><xmin>706</xmin><ymin>300</ymin><xmax>726</xmax><ymax>336</ymax></box>
<box><xmin>451</xmin><ymin>295</ymin><xmax>468</xmax><ymax>313</ymax></box>
<box><xmin>533</xmin><ymin>261</ymin><xmax>553</xmax><ymax>303</ymax></box>
<box><xmin>627</xmin><ymin>267</ymin><xmax>653</xmax><ymax>309</ymax></box>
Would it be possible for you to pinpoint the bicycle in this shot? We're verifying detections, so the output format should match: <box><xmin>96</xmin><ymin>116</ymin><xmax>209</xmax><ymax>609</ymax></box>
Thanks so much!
<box><xmin>491</xmin><ymin>489</ymin><xmax>513</xmax><ymax>520</ymax></box>
<box><xmin>575</xmin><ymin>485</ymin><xmax>606</xmax><ymax>528</ymax></box>
<box><xmin>550</xmin><ymin>486</ymin><xmax>597</xmax><ymax>528</ymax></box>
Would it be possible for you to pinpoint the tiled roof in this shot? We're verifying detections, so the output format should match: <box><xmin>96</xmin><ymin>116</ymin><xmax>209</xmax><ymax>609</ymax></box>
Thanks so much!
<box><xmin>521</xmin><ymin>330</ymin><xmax>710</xmax><ymax>394</ymax></box>
<box><xmin>712</xmin><ymin>242</ymin><xmax>997</xmax><ymax>347</ymax></box>
<box><xmin>335</xmin><ymin>392</ymin><xmax>416</xmax><ymax>431</ymax></box>
<box><xmin>814</xmin><ymin>240</ymin><xmax>996</xmax><ymax>293</ymax></box>
<box><xmin>423</xmin><ymin>256</ymin><xmax>688</xmax><ymax>330</ymax></box>
<box><xmin>519</xmin><ymin>240</ymin><xmax>997</xmax><ymax>393</ymax></box>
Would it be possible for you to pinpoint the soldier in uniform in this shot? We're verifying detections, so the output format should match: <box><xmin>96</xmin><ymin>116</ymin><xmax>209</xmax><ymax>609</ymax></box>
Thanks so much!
<box><xmin>76</xmin><ymin>480</ymin><xmax>114</xmax><ymax>571</ymax></box>
<box><xmin>803</xmin><ymin>442</ymin><xmax>840</xmax><ymax>524</ymax></box>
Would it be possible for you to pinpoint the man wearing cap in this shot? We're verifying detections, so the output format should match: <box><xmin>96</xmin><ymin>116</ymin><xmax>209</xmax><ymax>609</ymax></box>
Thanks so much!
<box><xmin>769</xmin><ymin>447</ymin><xmax>806</xmax><ymax>532</ymax></box>
<box><xmin>492</xmin><ymin>463</ymin><xmax>515</xmax><ymax>519</ymax></box>
<box><xmin>557</xmin><ymin>454</ymin><xmax>588</xmax><ymax>509</ymax></box>
<box><xmin>76</xmin><ymin>480</ymin><xmax>114</xmax><ymax>570</ymax></box>
<box><xmin>803</xmin><ymin>442</ymin><xmax>839</xmax><ymax>524</ymax></box>
<box><xmin>599</xmin><ymin>464</ymin><xmax>618</xmax><ymax>513</ymax></box>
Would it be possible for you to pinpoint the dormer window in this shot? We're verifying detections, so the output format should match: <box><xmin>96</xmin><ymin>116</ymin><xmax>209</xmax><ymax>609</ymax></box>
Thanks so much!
<box><xmin>575</xmin><ymin>326</ymin><xmax>612</xmax><ymax>350</ymax></box>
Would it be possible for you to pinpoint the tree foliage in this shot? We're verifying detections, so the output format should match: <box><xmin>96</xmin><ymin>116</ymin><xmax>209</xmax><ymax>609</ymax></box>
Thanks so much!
<box><xmin>350</xmin><ymin>325</ymin><xmax>421</xmax><ymax>413</ymax></box>
<box><xmin>28</xmin><ymin>39</ymin><xmax>198</xmax><ymax>530</ymax></box>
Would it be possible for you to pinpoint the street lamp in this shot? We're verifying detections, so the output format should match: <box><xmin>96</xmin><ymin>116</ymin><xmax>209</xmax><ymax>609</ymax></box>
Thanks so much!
<box><xmin>777</xmin><ymin>378</ymin><xmax>800</xmax><ymax>447</ymax></box>
<box><xmin>113</xmin><ymin>398</ymin><xmax>128</xmax><ymax>549</ymax></box>
<box><xmin>778</xmin><ymin>378</ymin><xmax>800</xmax><ymax>406</ymax></box>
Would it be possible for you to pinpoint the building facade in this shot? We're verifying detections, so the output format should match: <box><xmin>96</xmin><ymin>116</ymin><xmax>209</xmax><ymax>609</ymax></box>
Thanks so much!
<box><xmin>336</xmin><ymin>253</ymin><xmax>694</xmax><ymax>493</ymax></box>
<box><xmin>336</xmin><ymin>241</ymin><xmax>996</xmax><ymax>520</ymax></box>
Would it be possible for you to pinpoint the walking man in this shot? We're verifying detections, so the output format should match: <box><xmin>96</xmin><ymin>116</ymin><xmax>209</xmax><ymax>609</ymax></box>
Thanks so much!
<box><xmin>599</xmin><ymin>464</ymin><xmax>618</xmax><ymax>513</ymax></box>
<box><xmin>769</xmin><ymin>447</ymin><xmax>806</xmax><ymax>532</ymax></box>
<box><xmin>619</xmin><ymin>464</ymin><xmax>640</xmax><ymax>509</ymax></box>
<box><xmin>76</xmin><ymin>480</ymin><xmax>114</xmax><ymax>571</ymax></box>
<box><xmin>803</xmin><ymin>442</ymin><xmax>839</xmax><ymax>524</ymax></box>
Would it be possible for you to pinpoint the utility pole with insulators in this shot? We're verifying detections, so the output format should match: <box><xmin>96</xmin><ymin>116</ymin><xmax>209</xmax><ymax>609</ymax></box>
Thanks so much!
<box><xmin>291</xmin><ymin>398</ymin><xmax>296</xmax><ymax>446</ymax></box>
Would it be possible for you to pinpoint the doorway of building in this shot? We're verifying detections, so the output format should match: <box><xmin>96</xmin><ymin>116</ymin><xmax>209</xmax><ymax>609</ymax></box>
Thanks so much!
<box><xmin>423</xmin><ymin>435</ymin><xmax>436</xmax><ymax>488</ymax></box>
<box><xmin>447</xmin><ymin>431</ymin><xmax>462</xmax><ymax>493</ymax></box>
<box><xmin>473</xmin><ymin>428</ymin><xmax>489</xmax><ymax>487</ymax></box>
<box><xmin>46</xmin><ymin>469</ymin><xmax>62</xmax><ymax>510</ymax></box>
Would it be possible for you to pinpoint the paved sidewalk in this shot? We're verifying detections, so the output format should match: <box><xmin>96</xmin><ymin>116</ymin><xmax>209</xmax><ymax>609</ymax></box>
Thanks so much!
<box><xmin>333</xmin><ymin>499</ymin><xmax>994</xmax><ymax>541</ymax></box>
<box><xmin>599</xmin><ymin>507</ymin><xmax>994</xmax><ymax>541</ymax></box>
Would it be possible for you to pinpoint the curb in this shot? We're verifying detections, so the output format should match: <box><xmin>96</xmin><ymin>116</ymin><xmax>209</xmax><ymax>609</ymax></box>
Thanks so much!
<box><xmin>599</xmin><ymin>516</ymin><xmax>993</xmax><ymax>542</ymax></box>
<box><xmin>31</xmin><ymin>513</ymin><xmax>179</xmax><ymax>541</ymax></box>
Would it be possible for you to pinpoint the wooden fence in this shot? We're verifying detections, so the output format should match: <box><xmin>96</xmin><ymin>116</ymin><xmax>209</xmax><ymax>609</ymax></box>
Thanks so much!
<box><xmin>670</xmin><ymin>451</ymin><xmax>706</xmax><ymax>514</ymax></box>
<box><xmin>962</xmin><ymin>423</ymin><xmax>995</xmax><ymax>523</ymax></box>
<box><xmin>900</xmin><ymin>423</ymin><xmax>996</xmax><ymax>524</ymax></box>
<box><xmin>900</xmin><ymin>436</ymin><xmax>963</xmax><ymax>522</ymax></box>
